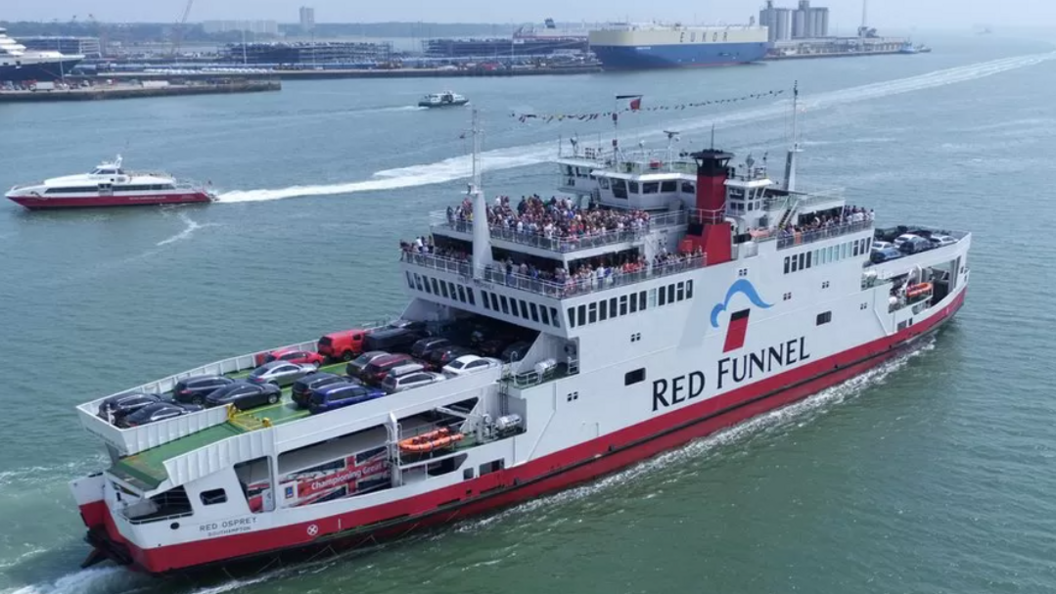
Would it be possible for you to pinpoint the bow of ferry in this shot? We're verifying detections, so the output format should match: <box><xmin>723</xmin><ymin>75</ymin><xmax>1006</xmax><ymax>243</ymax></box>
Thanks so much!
<box><xmin>69</xmin><ymin>102</ymin><xmax>970</xmax><ymax>576</ymax></box>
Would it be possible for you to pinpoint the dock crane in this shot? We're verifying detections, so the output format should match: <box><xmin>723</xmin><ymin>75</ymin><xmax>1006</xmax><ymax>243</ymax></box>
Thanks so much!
<box><xmin>171</xmin><ymin>0</ymin><xmax>194</xmax><ymax>57</ymax></box>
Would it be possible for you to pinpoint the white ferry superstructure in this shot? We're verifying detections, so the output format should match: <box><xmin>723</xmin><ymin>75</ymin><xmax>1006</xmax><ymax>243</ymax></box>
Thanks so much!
<box><xmin>69</xmin><ymin>96</ymin><xmax>971</xmax><ymax>575</ymax></box>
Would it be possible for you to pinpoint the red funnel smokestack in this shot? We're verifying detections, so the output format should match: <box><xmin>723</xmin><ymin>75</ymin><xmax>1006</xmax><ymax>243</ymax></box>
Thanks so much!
<box><xmin>686</xmin><ymin>148</ymin><xmax>734</xmax><ymax>266</ymax></box>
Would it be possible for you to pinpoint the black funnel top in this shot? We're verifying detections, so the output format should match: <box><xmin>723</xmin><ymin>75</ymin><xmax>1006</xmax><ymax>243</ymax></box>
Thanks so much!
<box><xmin>689</xmin><ymin>148</ymin><xmax>734</xmax><ymax>177</ymax></box>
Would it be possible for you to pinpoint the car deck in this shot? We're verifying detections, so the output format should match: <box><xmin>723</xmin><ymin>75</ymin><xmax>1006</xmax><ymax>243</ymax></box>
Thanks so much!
<box><xmin>109</xmin><ymin>362</ymin><xmax>347</xmax><ymax>491</ymax></box>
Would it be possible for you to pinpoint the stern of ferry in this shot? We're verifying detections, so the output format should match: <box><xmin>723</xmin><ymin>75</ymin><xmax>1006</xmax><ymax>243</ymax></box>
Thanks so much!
<box><xmin>70</xmin><ymin>473</ymin><xmax>134</xmax><ymax>569</ymax></box>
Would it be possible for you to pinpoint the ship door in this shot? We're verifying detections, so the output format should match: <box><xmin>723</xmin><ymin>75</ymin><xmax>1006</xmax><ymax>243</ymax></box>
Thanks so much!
<box><xmin>97</xmin><ymin>182</ymin><xmax>113</xmax><ymax>196</ymax></box>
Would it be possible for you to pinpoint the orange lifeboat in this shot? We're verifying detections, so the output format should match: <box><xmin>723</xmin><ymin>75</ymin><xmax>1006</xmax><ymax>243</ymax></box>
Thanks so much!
<box><xmin>399</xmin><ymin>428</ymin><xmax>464</xmax><ymax>454</ymax></box>
<box><xmin>907</xmin><ymin>282</ymin><xmax>933</xmax><ymax>299</ymax></box>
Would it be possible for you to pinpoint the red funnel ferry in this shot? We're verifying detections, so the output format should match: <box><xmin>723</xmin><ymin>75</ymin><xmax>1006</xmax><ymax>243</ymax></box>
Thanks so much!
<box><xmin>6</xmin><ymin>156</ymin><xmax>215</xmax><ymax>210</ymax></box>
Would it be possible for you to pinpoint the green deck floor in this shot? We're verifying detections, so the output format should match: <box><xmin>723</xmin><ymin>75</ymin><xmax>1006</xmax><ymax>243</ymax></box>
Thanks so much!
<box><xmin>109</xmin><ymin>362</ymin><xmax>347</xmax><ymax>491</ymax></box>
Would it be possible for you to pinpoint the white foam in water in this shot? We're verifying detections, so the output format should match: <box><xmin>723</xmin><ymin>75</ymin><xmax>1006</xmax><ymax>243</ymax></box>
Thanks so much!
<box><xmin>156</xmin><ymin>211</ymin><xmax>219</xmax><ymax>247</ymax></box>
<box><xmin>1</xmin><ymin>567</ymin><xmax>133</xmax><ymax>594</ymax></box>
<box><xmin>215</xmin><ymin>52</ymin><xmax>1056</xmax><ymax>205</ymax></box>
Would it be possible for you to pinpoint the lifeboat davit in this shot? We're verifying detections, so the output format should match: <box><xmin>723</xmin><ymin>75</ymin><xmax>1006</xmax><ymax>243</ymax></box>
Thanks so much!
<box><xmin>399</xmin><ymin>427</ymin><xmax>464</xmax><ymax>454</ymax></box>
<box><xmin>907</xmin><ymin>282</ymin><xmax>933</xmax><ymax>299</ymax></box>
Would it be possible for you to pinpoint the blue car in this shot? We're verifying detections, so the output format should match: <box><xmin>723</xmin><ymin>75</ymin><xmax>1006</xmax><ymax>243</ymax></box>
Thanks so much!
<box><xmin>308</xmin><ymin>382</ymin><xmax>385</xmax><ymax>414</ymax></box>
<box><xmin>870</xmin><ymin>246</ymin><xmax>904</xmax><ymax>264</ymax></box>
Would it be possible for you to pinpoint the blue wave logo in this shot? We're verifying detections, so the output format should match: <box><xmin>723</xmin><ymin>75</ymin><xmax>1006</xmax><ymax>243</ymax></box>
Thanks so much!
<box><xmin>710</xmin><ymin>279</ymin><xmax>773</xmax><ymax>328</ymax></box>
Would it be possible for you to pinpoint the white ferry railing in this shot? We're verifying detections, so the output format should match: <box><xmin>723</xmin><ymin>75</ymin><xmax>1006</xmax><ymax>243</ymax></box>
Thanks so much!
<box><xmin>403</xmin><ymin>251</ymin><xmax>706</xmax><ymax>299</ymax></box>
<box><xmin>431</xmin><ymin>208</ymin><xmax>688</xmax><ymax>254</ymax></box>
<box><xmin>775</xmin><ymin>219</ymin><xmax>874</xmax><ymax>250</ymax></box>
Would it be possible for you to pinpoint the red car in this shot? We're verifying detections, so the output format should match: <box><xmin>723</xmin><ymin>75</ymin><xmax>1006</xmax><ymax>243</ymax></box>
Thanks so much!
<box><xmin>317</xmin><ymin>328</ymin><xmax>371</xmax><ymax>362</ymax></box>
<box><xmin>360</xmin><ymin>353</ymin><xmax>416</xmax><ymax>385</ymax></box>
<box><xmin>255</xmin><ymin>348</ymin><xmax>326</xmax><ymax>367</ymax></box>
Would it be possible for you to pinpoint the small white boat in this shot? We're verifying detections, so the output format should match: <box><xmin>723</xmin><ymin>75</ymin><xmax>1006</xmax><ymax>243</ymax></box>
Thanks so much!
<box><xmin>418</xmin><ymin>91</ymin><xmax>468</xmax><ymax>108</ymax></box>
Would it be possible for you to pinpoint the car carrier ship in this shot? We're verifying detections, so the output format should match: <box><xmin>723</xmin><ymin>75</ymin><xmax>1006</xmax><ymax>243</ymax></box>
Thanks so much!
<box><xmin>588</xmin><ymin>23</ymin><xmax>770</xmax><ymax>70</ymax></box>
<box><xmin>69</xmin><ymin>90</ymin><xmax>971</xmax><ymax>575</ymax></box>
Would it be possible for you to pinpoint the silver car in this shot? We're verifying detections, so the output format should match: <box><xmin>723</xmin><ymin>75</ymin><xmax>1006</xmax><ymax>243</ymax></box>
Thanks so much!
<box><xmin>247</xmin><ymin>361</ymin><xmax>319</xmax><ymax>387</ymax></box>
<box><xmin>381</xmin><ymin>371</ymin><xmax>446</xmax><ymax>394</ymax></box>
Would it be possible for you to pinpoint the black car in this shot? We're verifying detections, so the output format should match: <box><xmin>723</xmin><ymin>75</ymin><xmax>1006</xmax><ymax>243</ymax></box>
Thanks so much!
<box><xmin>411</xmin><ymin>336</ymin><xmax>451</xmax><ymax>360</ymax></box>
<box><xmin>205</xmin><ymin>382</ymin><xmax>282</xmax><ymax>411</ymax></box>
<box><xmin>173</xmin><ymin>375</ymin><xmax>236</xmax><ymax>405</ymax></box>
<box><xmin>292</xmin><ymin>372</ymin><xmax>356</xmax><ymax>408</ymax></box>
<box><xmin>363</xmin><ymin>327</ymin><xmax>426</xmax><ymax>353</ymax></box>
<box><xmin>502</xmin><ymin>341</ymin><xmax>532</xmax><ymax>363</ymax></box>
<box><xmin>98</xmin><ymin>392</ymin><xmax>167</xmax><ymax>423</ymax></box>
<box><xmin>120</xmin><ymin>402</ymin><xmax>203</xmax><ymax>428</ymax></box>
<box><xmin>428</xmin><ymin>345</ymin><xmax>475</xmax><ymax>370</ymax></box>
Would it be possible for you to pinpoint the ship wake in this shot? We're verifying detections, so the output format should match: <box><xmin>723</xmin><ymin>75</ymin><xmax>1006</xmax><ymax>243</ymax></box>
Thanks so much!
<box><xmin>215</xmin><ymin>51</ymin><xmax>1055</xmax><ymax>205</ymax></box>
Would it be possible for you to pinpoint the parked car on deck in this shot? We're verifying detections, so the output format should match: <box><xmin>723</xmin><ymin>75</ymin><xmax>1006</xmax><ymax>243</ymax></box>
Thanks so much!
<box><xmin>428</xmin><ymin>345</ymin><xmax>475</xmax><ymax>370</ymax></box>
<box><xmin>173</xmin><ymin>376</ymin><xmax>236</xmax><ymax>405</ymax></box>
<box><xmin>411</xmin><ymin>337</ymin><xmax>451</xmax><ymax>360</ymax></box>
<box><xmin>308</xmin><ymin>383</ymin><xmax>386</xmax><ymax>414</ymax></box>
<box><xmin>442</xmin><ymin>355</ymin><xmax>503</xmax><ymax>377</ymax></box>
<box><xmin>119</xmin><ymin>402</ymin><xmax>202</xmax><ymax>428</ymax></box>
<box><xmin>361</xmin><ymin>354</ymin><xmax>416</xmax><ymax>385</ymax></box>
<box><xmin>317</xmin><ymin>328</ymin><xmax>372</xmax><ymax>361</ymax></box>
<box><xmin>381</xmin><ymin>371</ymin><xmax>446</xmax><ymax>394</ymax></box>
<box><xmin>346</xmin><ymin>351</ymin><xmax>389</xmax><ymax>379</ymax></box>
<box><xmin>255</xmin><ymin>348</ymin><xmax>326</xmax><ymax>367</ymax></box>
<box><xmin>205</xmin><ymin>382</ymin><xmax>282</xmax><ymax>411</ymax></box>
<box><xmin>292</xmin><ymin>372</ymin><xmax>355</xmax><ymax>408</ymax></box>
<box><xmin>898</xmin><ymin>235</ymin><xmax>934</xmax><ymax>255</ymax></box>
<box><xmin>98</xmin><ymin>392</ymin><xmax>166</xmax><ymax>423</ymax></box>
<box><xmin>247</xmin><ymin>361</ymin><xmax>319</xmax><ymax>387</ymax></box>
<box><xmin>928</xmin><ymin>234</ymin><xmax>957</xmax><ymax>247</ymax></box>
<box><xmin>870</xmin><ymin>246</ymin><xmax>905</xmax><ymax>264</ymax></box>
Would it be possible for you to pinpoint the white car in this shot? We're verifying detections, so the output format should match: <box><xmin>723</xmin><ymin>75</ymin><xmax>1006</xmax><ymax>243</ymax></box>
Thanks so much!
<box><xmin>381</xmin><ymin>371</ymin><xmax>445</xmax><ymax>394</ymax></box>
<box><xmin>443</xmin><ymin>355</ymin><xmax>503</xmax><ymax>377</ymax></box>
<box><xmin>872</xmin><ymin>240</ymin><xmax>894</xmax><ymax>251</ymax></box>
<box><xmin>928</xmin><ymin>234</ymin><xmax>956</xmax><ymax>247</ymax></box>
<box><xmin>247</xmin><ymin>361</ymin><xmax>319</xmax><ymax>387</ymax></box>
<box><xmin>892</xmin><ymin>234</ymin><xmax>920</xmax><ymax>248</ymax></box>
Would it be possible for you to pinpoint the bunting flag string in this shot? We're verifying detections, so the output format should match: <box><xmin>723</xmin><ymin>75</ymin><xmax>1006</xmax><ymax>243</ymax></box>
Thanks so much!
<box><xmin>511</xmin><ymin>89</ymin><xmax>786</xmax><ymax>123</ymax></box>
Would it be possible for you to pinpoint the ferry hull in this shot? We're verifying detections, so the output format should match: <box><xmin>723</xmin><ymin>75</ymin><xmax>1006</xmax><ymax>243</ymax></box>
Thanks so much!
<box><xmin>6</xmin><ymin>192</ymin><xmax>213</xmax><ymax>210</ymax></box>
<box><xmin>592</xmin><ymin>42</ymin><xmax>770</xmax><ymax>70</ymax></box>
<box><xmin>85</xmin><ymin>289</ymin><xmax>965</xmax><ymax>575</ymax></box>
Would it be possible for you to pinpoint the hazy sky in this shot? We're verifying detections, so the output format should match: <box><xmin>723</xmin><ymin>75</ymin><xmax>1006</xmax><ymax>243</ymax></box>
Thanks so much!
<box><xmin>4</xmin><ymin>0</ymin><xmax>1048</xmax><ymax>29</ymax></box>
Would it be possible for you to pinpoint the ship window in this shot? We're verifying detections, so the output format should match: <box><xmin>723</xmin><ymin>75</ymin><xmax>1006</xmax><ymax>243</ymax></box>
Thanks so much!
<box><xmin>479</xmin><ymin>459</ymin><xmax>505</xmax><ymax>476</ymax></box>
<box><xmin>681</xmin><ymin>181</ymin><xmax>695</xmax><ymax>194</ymax></box>
<box><xmin>806</xmin><ymin>251</ymin><xmax>812</xmax><ymax>268</ymax></box>
<box><xmin>499</xmin><ymin>295</ymin><xmax>510</xmax><ymax>315</ymax></box>
<box><xmin>422</xmin><ymin>277</ymin><xmax>432</xmax><ymax>294</ymax></box>
<box><xmin>625</xmin><ymin>368</ymin><xmax>646</xmax><ymax>386</ymax></box>
<box><xmin>550</xmin><ymin>307</ymin><xmax>560</xmax><ymax>328</ymax></box>
<box><xmin>565</xmin><ymin>165</ymin><xmax>574</xmax><ymax>176</ymax></box>
<box><xmin>651</xmin><ymin>288</ymin><xmax>660</xmax><ymax>308</ymax></box>
<box><xmin>640</xmin><ymin>290</ymin><xmax>649</xmax><ymax>310</ymax></box>
<box><xmin>611</xmin><ymin>178</ymin><xmax>627</xmax><ymax>199</ymax></box>
<box><xmin>578</xmin><ymin>304</ymin><xmax>586</xmax><ymax>325</ymax></box>
<box><xmin>405</xmin><ymin>272</ymin><xmax>414</xmax><ymax>289</ymax></box>
<box><xmin>467</xmin><ymin>288</ymin><xmax>476</xmax><ymax>306</ymax></box>
<box><xmin>430</xmin><ymin>278</ymin><xmax>440</xmax><ymax>295</ymax></box>
<box><xmin>439</xmin><ymin>281</ymin><xmax>450</xmax><ymax>299</ymax></box>
<box><xmin>457</xmin><ymin>285</ymin><xmax>466</xmax><ymax>303</ymax></box>
<box><xmin>449</xmin><ymin>282</ymin><xmax>460</xmax><ymax>300</ymax></box>
<box><xmin>816</xmin><ymin>311</ymin><xmax>832</xmax><ymax>326</ymax></box>
<box><xmin>643</xmin><ymin>182</ymin><xmax>659</xmax><ymax>194</ymax></box>
<box><xmin>798</xmin><ymin>253</ymin><xmax>806</xmax><ymax>270</ymax></box>
<box><xmin>568</xmin><ymin>307</ymin><xmax>576</xmax><ymax>328</ymax></box>
<box><xmin>677</xmin><ymin>282</ymin><xmax>685</xmax><ymax>301</ymax></box>
<box><xmin>842</xmin><ymin>243</ymin><xmax>850</xmax><ymax>259</ymax></box>
<box><xmin>852</xmin><ymin>241</ymin><xmax>860</xmax><ymax>257</ymax></box>
<box><xmin>481</xmin><ymin>291</ymin><xmax>490</xmax><ymax>310</ymax></box>
<box><xmin>667</xmin><ymin>284</ymin><xmax>676</xmax><ymax>303</ymax></box>
<box><xmin>529</xmin><ymin>302</ymin><xmax>540</xmax><ymax>323</ymax></box>
<box><xmin>588</xmin><ymin>302</ymin><xmax>598</xmax><ymax>324</ymax></box>
<box><xmin>609</xmin><ymin>297</ymin><xmax>618</xmax><ymax>317</ymax></box>
<box><xmin>519</xmin><ymin>300</ymin><xmax>530</xmax><ymax>319</ymax></box>
<box><xmin>658</xmin><ymin>287</ymin><xmax>667</xmax><ymax>306</ymax></box>
<box><xmin>686</xmin><ymin>280</ymin><xmax>694</xmax><ymax>298</ymax></box>
<box><xmin>599</xmin><ymin>299</ymin><xmax>608</xmax><ymax>321</ymax></box>
<box><xmin>790</xmin><ymin>256</ymin><xmax>798</xmax><ymax>273</ymax></box>
<box><xmin>619</xmin><ymin>295</ymin><xmax>629</xmax><ymax>316</ymax></box>
<box><xmin>490</xmin><ymin>293</ymin><xmax>499</xmax><ymax>311</ymax></box>
<box><xmin>827</xmin><ymin>246</ymin><xmax>834</xmax><ymax>262</ymax></box>
<box><xmin>628</xmin><ymin>181</ymin><xmax>639</xmax><ymax>194</ymax></box>
<box><xmin>691</xmin><ymin>32</ymin><xmax>697</xmax><ymax>42</ymax></box>
<box><xmin>200</xmin><ymin>488</ymin><xmax>227</xmax><ymax>506</ymax></box>
<box><xmin>599</xmin><ymin>176</ymin><xmax>610</xmax><ymax>190</ymax></box>
<box><xmin>540</xmin><ymin>304</ymin><xmax>551</xmax><ymax>325</ymax></box>
<box><xmin>414</xmin><ymin>274</ymin><xmax>423</xmax><ymax>291</ymax></box>
<box><xmin>661</xmin><ymin>180</ymin><xmax>677</xmax><ymax>192</ymax></box>
<box><xmin>629</xmin><ymin>293</ymin><xmax>639</xmax><ymax>313</ymax></box>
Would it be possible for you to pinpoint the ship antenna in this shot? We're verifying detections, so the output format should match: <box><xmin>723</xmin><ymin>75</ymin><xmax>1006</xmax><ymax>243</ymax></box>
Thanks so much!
<box><xmin>783</xmin><ymin>80</ymin><xmax>801</xmax><ymax>192</ymax></box>
<box><xmin>710</xmin><ymin>123</ymin><xmax>716</xmax><ymax>150</ymax></box>
<box><xmin>468</xmin><ymin>109</ymin><xmax>492</xmax><ymax>279</ymax></box>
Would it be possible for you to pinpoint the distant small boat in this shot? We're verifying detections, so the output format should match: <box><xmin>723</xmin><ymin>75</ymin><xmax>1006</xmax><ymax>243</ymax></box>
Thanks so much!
<box><xmin>419</xmin><ymin>91</ymin><xmax>468</xmax><ymax>108</ymax></box>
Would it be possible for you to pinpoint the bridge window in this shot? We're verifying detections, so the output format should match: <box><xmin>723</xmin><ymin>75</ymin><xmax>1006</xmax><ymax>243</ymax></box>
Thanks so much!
<box><xmin>599</xmin><ymin>177</ymin><xmax>610</xmax><ymax>190</ymax></box>
<box><xmin>661</xmin><ymin>180</ymin><xmax>677</xmax><ymax>192</ymax></box>
<box><xmin>539</xmin><ymin>305</ymin><xmax>550</xmax><ymax>325</ymax></box>
<box><xmin>609</xmin><ymin>297</ymin><xmax>618</xmax><ymax>318</ymax></box>
<box><xmin>519</xmin><ymin>300</ymin><xmax>530</xmax><ymax>319</ymax></box>
<box><xmin>568</xmin><ymin>307</ymin><xmax>576</xmax><ymax>328</ymax></box>
<box><xmin>628</xmin><ymin>181</ymin><xmax>639</xmax><ymax>194</ymax></box>
<box><xmin>611</xmin><ymin>179</ymin><xmax>627</xmax><ymax>199</ymax></box>
<box><xmin>681</xmin><ymin>181</ymin><xmax>695</xmax><ymax>194</ymax></box>
<box><xmin>625</xmin><ymin>368</ymin><xmax>646</xmax><ymax>386</ymax></box>
<box><xmin>658</xmin><ymin>287</ymin><xmax>667</xmax><ymax>306</ymax></box>
<box><xmin>578</xmin><ymin>304</ymin><xmax>586</xmax><ymax>325</ymax></box>
<box><xmin>588</xmin><ymin>302</ymin><xmax>598</xmax><ymax>324</ymax></box>
<box><xmin>457</xmin><ymin>285</ymin><xmax>467</xmax><ymax>303</ymax></box>
<box><xmin>466</xmin><ymin>288</ymin><xmax>476</xmax><ymax>306</ymax></box>
<box><xmin>430</xmin><ymin>278</ymin><xmax>440</xmax><ymax>295</ymax></box>
<box><xmin>640</xmin><ymin>290</ymin><xmax>649</xmax><ymax>311</ymax></box>
<box><xmin>599</xmin><ymin>299</ymin><xmax>608</xmax><ymax>321</ymax></box>
<box><xmin>619</xmin><ymin>295</ymin><xmax>629</xmax><ymax>316</ymax></box>
<box><xmin>667</xmin><ymin>284</ymin><xmax>676</xmax><ymax>304</ymax></box>
<box><xmin>499</xmin><ymin>295</ymin><xmax>510</xmax><ymax>314</ymax></box>
<box><xmin>642</xmin><ymin>182</ymin><xmax>659</xmax><ymax>194</ymax></box>
<box><xmin>550</xmin><ymin>307</ymin><xmax>560</xmax><ymax>327</ymax></box>
<box><xmin>439</xmin><ymin>281</ymin><xmax>450</xmax><ymax>299</ymax></box>
<box><xmin>405</xmin><ymin>272</ymin><xmax>415</xmax><ymax>289</ymax></box>
<box><xmin>529</xmin><ymin>302</ymin><xmax>540</xmax><ymax>323</ymax></box>
<box><xmin>677</xmin><ymin>282</ymin><xmax>685</xmax><ymax>301</ymax></box>
<box><xmin>200</xmin><ymin>488</ymin><xmax>227</xmax><ymax>506</ymax></box>
<box><xmin>481</xmin><ymin>291</ymin><xmax>491</xmax><ymax>310</ymax></box>
<box><xmin>422</xmin><ymin>277</ymin><xmax>432</xmax><ymax>294</ymax></box>
<box><xmin>629</xmin><ymin>293</ymin><xmax>639</xmax><ymax>313</ymax></box>
<box><xmin>490</xmin><ymin>293</ymin><xmax>500</xmax><ymax>311</ymax></box>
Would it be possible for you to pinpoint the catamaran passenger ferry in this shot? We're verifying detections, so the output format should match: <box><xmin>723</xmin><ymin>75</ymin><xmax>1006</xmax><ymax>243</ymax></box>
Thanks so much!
<box><xmin>69</xmin><ymin>92</ymin><xmax>970</xmax><ymax>575</ymax></box>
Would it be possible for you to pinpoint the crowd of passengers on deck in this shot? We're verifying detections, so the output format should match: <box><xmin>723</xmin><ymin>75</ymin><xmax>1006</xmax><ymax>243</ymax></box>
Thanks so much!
<box><xmin>399</xmin><ymin>235</ymin><xmax>703</xmax><ymax>296</ymax></box>
<box><xmin>781</xmin><ymin>205</ymin><xmax>875</xmax><ymax>239</ymax></box>
<box><xmin>446</xmin><ymin>195</ymin><xmax>651</xmax><ymax>243</ymax></box>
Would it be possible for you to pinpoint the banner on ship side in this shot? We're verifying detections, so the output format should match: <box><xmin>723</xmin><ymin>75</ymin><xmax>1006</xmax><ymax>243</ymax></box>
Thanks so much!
<box><xmin>511</xmin><ymin>89</ymin><xmax>786</xmax><ymax>123</ymax></box>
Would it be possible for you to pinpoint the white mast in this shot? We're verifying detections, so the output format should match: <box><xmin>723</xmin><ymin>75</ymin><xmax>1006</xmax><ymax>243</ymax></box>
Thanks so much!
<box><xmin>783</xmin><ymin>81</ymin><xmax>800</xmax><ymax>192</ymax></box>
<box><xmin>468</xmin><ymin>109</ymin><xmax>492</xmax><ymax>279</ymax></box>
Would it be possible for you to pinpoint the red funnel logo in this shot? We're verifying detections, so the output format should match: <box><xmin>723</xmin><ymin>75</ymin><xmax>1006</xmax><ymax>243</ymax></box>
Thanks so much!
<box><xmin>723</xmin><ymin>309</ymin><xmax>750</xmax><ymax>353</ymax></box>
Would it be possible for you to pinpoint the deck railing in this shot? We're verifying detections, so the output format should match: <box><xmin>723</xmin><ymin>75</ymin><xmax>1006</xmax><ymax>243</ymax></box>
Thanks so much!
<box><xmin>775</xmin><ymin>219</ymin><xmax>874</xmax><ymax>250</ymax></box>
<box><xmin>403</xmin><ymin>251</ymin><xmax>706</xmax><ymax>299</ymax></box>
<box><xmin>431</xmin><ymin>208</ymin><xmax>688</xmax><ymax>254</ymax></box>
